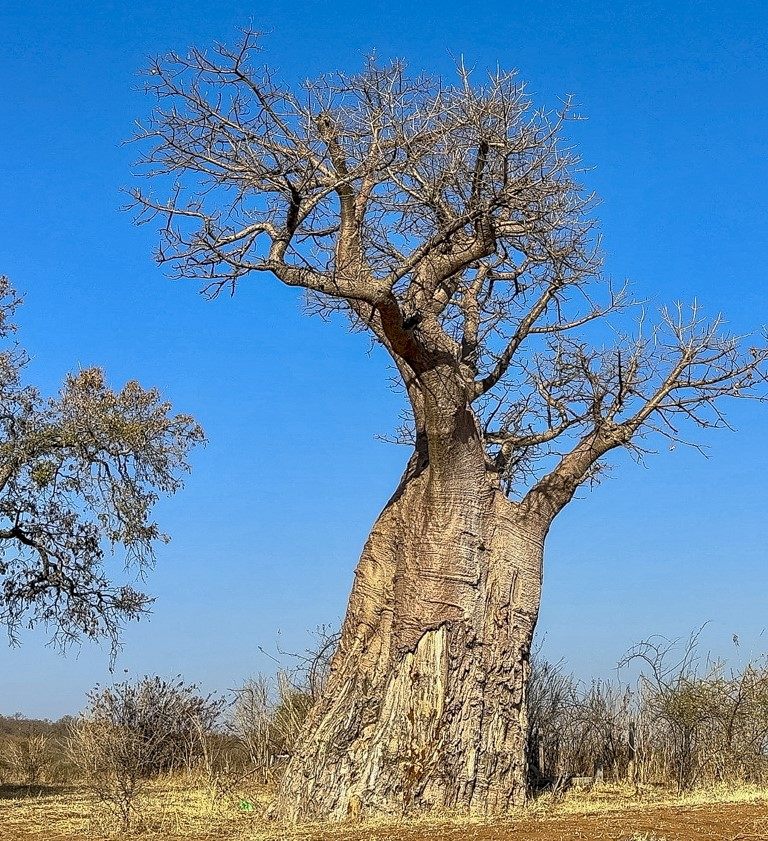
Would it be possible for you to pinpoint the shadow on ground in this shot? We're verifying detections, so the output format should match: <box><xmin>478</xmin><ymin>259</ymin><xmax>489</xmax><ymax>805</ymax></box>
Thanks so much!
<box><xmin>0</xmin><ymin>784</ymin><xmax>73</xmax><ymax>800</ymax></box>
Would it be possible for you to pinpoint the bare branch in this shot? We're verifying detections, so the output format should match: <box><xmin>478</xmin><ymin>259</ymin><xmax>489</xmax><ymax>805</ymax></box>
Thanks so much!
<box><xmin>133</xmin><ymin>33</ymin><xmax>767</xmax><ymax>508</ymax></box>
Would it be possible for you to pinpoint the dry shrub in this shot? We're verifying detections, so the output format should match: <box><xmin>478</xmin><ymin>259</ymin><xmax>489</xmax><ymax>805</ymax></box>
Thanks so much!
<box><xmin>0</xmin><ymin>715</ymin><xmax>75</xmax><ymax>787</ymax></box>
<box><xmin>231</xmin><ymin>672</ymin><xmax>313</xmax><ymax>784</ymax></box>
<box><xmin>527</xmin><ymin>655</ymin><xmax>633</xmax><ymax>789</ymax></box>
<box><xmin>529</xmin><ymin>629</ymin><xmax>768</xmax><ymax>796</ymax></box>
<box><xmin>68</xmin><ymin>675</ymin><xmax>224</xmax><ymax>832</ymax></box>
<box><xmin>230</xmin><ymin>626</ymin><xmax>338</xmax><ymax>785</ymax></box>
<box><xmin>231</xmin><ymin>674</ymin><xmax>272</xmax><ymax>780</ymax></box>
<box><xmin>1</xmin><ymin>733</ymin><xmax>54</xmax><ymax>786</ymax></box>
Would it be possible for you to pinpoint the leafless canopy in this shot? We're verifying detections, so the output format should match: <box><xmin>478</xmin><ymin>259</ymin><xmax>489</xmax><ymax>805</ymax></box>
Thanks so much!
<box><xmin>133</xmin><ymin>31</ymin><xmax>767</xmax><ymax>513</ymax></box>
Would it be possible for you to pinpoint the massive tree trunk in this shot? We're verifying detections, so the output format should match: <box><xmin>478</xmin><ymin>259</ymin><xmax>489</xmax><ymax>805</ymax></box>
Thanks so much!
<box><xmin>278</xmin><ymin>391</ymin><xmax>548</xmax><ymax>821</ymax></box>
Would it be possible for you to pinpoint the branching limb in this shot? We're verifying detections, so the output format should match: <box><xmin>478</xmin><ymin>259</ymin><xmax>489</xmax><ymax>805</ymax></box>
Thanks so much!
<box><xmin>520</xmin><ymin>305</ymin><xmax>767</xmax><ymax>519</ymax></box>
<box><xmin>132</xmin><ymin>33</ymin><xmax>766</xmax><ymax>512</ymax></box>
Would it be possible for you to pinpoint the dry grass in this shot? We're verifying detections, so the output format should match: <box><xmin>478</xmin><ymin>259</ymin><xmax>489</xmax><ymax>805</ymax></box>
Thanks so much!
<box><xmin>527</xmin><ymin>779</ymin><xmax>768</xmax><ymax>816</ymax></box>
<box><xmin>0</xmin><ymin>777</ymin><xmax>269</xmax><ymax>840</ymax></box>
<box><xmin>0</xmin><ymin>779</ymin><xmax>767</xmax><ymax>840</ymax></box>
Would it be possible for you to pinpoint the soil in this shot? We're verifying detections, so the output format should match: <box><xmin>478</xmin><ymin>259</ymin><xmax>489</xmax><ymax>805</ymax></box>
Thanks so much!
<box><xmin>1</xmin><ymin>790</ymin><xmax>766</xmax><ymax>840</ymax></box>
<box><xmin>329</xmin><ymin>802</ymin><xmax>768</xmax><ymax>840</ymax></box>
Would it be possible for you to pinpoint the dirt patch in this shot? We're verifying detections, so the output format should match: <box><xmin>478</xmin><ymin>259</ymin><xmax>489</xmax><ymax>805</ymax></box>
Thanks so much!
<box><xmin>1</xmin><ymin>790</ymin><xmax>767</xmax><ymax>840</ymax></box>
<box><xmin>272</xmin><ymin>802</ymin><xmax>768</xmax><ymax>840</ymax></box>
<box><xmin>330</xmin><ymin>803</ymin><xmax>768</xmax><ymax>840</ymax></box>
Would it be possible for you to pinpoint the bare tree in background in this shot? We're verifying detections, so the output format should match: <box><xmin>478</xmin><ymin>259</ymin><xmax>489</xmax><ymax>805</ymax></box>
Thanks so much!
<box><xmin>0</xmin><ymin>277</ymin><xmax>203</xmax><ymax>651</ymax></box>
<box><xmin>132</xmin><ymin>32</ymin><xmax>767</xmax><ymax>820</ymax></box>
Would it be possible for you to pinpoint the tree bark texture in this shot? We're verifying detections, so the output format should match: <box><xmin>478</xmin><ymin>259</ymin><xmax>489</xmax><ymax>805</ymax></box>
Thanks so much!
<box><xmin>278</xmin><ymin>427</ymin><xmax>547</xmax><ymax>821</ymax></box>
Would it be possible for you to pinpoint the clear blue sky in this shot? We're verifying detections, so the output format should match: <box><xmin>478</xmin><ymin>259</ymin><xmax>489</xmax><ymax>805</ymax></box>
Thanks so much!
<box><xmin>0</xmin><ymin>0</ymin><xmax>766</xmax><ymax>718</ymax></box>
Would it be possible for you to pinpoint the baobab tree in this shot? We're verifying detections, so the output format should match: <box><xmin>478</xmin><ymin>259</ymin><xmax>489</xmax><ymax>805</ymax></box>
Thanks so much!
<box><xmin>132</xmin><ymin>32</ymin><xmax>767</xmax><ymax>820</ymax></box>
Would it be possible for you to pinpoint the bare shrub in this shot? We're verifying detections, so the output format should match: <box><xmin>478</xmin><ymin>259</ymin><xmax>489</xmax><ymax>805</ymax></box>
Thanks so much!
<box><xmin>527</xmin><ymin>653</ymin><xmax>634</xmax><ymax>789</ymax></box>
<box><xmin>573</xmin><ymin>681</ymin><xmax>634</xmax><ymax>781</ymax></box>
<box><xmin>231</xmin><ymin>671</ymin><xmax>313</xmax><ymax>783</ymax></box>
<box><xmin>290</xmin><ymin>625</ymin><xmax>340</xmax><ymax>704</ymax></box>
<box><xmin>189</xmin><ymin>726</ymin><xmax>254</xmax><ymax>811</ymax></box>
<box><xmin>70</xmin><ymin>711</ymin><xmax>151</xmax><ymax>830</ymax></box>
<box><xmin>231</xmin><ymin>675</ymin><xmax>272</xmax><ymax>782</ymax></box>
<box><xmin>69</xmin><ymin>676</ymin><xmax>224</xmax><ymax>831</ymax></box>
<box><xmin>1</xmin><ymin>733</ymin><xmax>54</xmax><ymax>786</ymax></box>
<box><xmin>270</xmin><ymin>672</ymin><xmax>313</xmax><ymax>756</ymax></box>
<box><xmin>0</xmin><ymin>715</ymin><xmax>76</xmax><ymax>787</ymax></box>
<box><xmin>620</xmin><ymin>629</ymin><xmax>717</xmax><ymax>792</ymax></box>
<box><xmin>694</xmin><ymin>657</ymin><xmax>768</xmax><ymax>784</ymax></box>
<box><xmin>228</xmin><ymin>627</ymin><xmax>338</xmax><ymax>786</ymax></box>
<box><xmin>529</xmin><ymin>628</ymin><xmax>768</xmax><ymax>795</ymax></box>
<box><xmin>527</xmin><ymin>654</ymin><xmax>577</xmax><ymax>786</ymax></box>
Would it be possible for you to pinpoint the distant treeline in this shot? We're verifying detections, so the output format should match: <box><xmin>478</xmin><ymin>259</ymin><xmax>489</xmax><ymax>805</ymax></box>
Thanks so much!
<box><xmin>0</xmin><ymin>714</ymin><xmax>73</xmax><ymax>738</ymax></box>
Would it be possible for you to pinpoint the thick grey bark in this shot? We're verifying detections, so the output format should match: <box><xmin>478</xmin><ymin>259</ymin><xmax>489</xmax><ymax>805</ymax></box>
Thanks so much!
<box><xmin>278</xmin><ymin>439</ymin><xmax>546</xmax><ymax>821</ymax></box>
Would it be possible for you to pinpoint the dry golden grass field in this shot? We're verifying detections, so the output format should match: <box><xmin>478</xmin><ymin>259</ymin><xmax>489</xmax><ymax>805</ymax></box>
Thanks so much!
<box><xmin>1</xmin><ymin>781</ymin><xmax>767</xmax><ymax>841</ymax></box>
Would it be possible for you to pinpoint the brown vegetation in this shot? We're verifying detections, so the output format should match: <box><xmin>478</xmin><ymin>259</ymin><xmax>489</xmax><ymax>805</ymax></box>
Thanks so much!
<box><xmin>0</xmin><ymin>779</ymin><xmax>766</xmax><ymax>840</ymax></box>
<box><xmin>529</xmin><ymin>632</ymin><xmax>768</xmax><ymax>795</ymax></box>
<box><xmin>68</xmin><ymin>677</ymin><xmax>226</xmax><ymax>831</ymax></box>
<box><xmin>3</xmin><ymin>631</ymin><xmax>768</xmax><ymax>838</ymax></box>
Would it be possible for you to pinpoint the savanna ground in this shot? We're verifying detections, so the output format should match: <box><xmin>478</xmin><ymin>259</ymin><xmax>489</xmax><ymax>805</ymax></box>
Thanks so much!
<box><xmin>1</xmin><ymin>782</ymin><xmax>767</xmax><ymax>841</ymax></box>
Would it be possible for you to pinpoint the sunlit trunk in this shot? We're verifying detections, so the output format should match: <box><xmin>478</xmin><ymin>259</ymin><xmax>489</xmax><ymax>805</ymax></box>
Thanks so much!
<box><xmin>277</xmin><ymin>410</ymin><xmax>546</xmax><ymax>821</ymax></box>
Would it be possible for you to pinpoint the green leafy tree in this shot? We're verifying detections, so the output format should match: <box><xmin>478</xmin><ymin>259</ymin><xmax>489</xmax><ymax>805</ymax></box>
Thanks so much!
<box><xmin>0</xmin><ymin>276</ymin><xmax>203</xmax><ymax>650</ymax></box>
